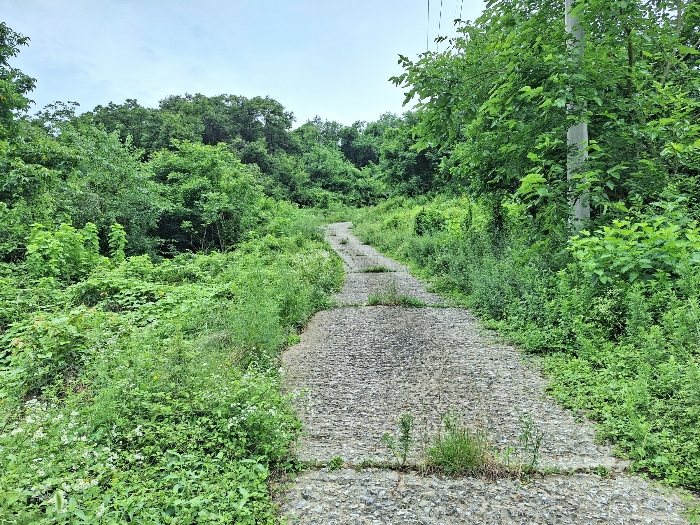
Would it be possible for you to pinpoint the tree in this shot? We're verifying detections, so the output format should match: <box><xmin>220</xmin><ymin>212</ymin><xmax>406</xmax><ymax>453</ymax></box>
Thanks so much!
<box><xmin>339</xmin><ymin>113</ymin><xmax>403</xmax><ymax>169</ymax></box>
<box><xmin>55</xmin><ymin>122</ymin><xmax>165</xmax><ymax>254</ymax></box>
<box><xmin>84</xmin><ymin>99</ymin><xmax>203</xmax><ymax>156</ymax></box>
<box><xmin>149</xmin><ymin>142</ymin><xmax>263</xmax><ymax>253</ymax></box>
<box><xmin>292</xmin><ymin>117</ymin><xmax>344</xmax><ymax>153</ymax></box>
<box><xmin>339</xmin><ymin>121</ymin><xmax>382</xmax><ymax>168</ymax></box>
<box><xmin>158</xmin><ymin>93</ymin><xmax>295</xmax><ymax>152</ymax></box>
<box><xmin>0</xmin><ymin>23</ymin><xmax>35</xmax><ymax>140</ymax></box>
<box><xmin>379</xmin><ymin>112</ymin><xmax>442</xmax><ymax>196</ymax></box>
<box><xmin>392</xmin><ymin>0</ymin><xmax>700</xmax><ymax>231</ymax></box>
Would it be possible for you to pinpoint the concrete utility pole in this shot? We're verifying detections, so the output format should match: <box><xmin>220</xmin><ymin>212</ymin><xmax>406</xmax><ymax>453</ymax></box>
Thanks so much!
<box><xmin>565</xmin><ymin>0</ymin><xmax>590</xmax><ymax>229</ymax></box>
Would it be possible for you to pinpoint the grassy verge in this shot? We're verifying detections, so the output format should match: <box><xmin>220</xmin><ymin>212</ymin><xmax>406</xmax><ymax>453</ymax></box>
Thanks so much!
<box><xmin>0</xmin><ymin>205</ymin><xmax>343</xmax><ymax>524</ymax></box>
<box><xmin>352</xmin><ymin>196</ymin><xmax>700</xmax><ymax>493</ymax></box>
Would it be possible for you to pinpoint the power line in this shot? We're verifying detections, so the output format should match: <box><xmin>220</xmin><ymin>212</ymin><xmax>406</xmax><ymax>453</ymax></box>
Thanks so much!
<box><xmin>427</xmin><ymin>0</ymin><xmax>430</xmax><ymax>51</ymax></box>
<box><xmin>452</xmin><ymin>0</ymin><xmax>464</xmax><ymax>40</ymax></box>
<box><xmin>437</xmin><ymin>0</ymin><xmax>444</xmax><ymax>51</ymax></box>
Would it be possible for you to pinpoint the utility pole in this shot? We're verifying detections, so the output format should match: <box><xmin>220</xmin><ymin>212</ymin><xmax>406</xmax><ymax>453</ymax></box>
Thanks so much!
<box><xmin>565</xmin><ymin>0</ymin><xmax>590</xmax><ymax>229</ymax></box>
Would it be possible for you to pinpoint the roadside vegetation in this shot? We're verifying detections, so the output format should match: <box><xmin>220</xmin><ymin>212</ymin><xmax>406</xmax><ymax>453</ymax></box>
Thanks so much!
<box><xmin>1</xmin><ymin>211</ymin><xmax>342</xmax><ymax>523</ymax></box>
<box><xmin>2</xmin><ymin>0</ymin><xmax>700</xmax><ymax>519</ymax></box>
<box><xmin>0</xmin><ymin>23</ymin><xmax>349</xmax><ymax>523</ymax></box>
<box><xmin>354</xmin><ymin>195</ymin><xmax>700</xmax><ymax>490</ymax></box>
<box><xmin>351</xmin><ymin>0</ymin><xmax>699</xmax><ymax>493</ymax></box>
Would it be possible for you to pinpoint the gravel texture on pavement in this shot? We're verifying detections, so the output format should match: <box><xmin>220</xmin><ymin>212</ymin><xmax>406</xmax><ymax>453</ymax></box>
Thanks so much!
<box><xmin>281</xmin><ymin>469</ymin><xmax>687</xmax><ymax>525</ymax></box>
<box><xmin>278</xmin><ymin>222</ymin><xmax>689</xmax><ymax>524</ymax></box>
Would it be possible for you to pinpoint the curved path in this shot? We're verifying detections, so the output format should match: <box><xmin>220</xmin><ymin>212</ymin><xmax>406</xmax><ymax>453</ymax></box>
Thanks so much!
<box><xmin>278</xmin><ymin>222</ymin><xmax>688</xmax><ymax>524</ymax></box>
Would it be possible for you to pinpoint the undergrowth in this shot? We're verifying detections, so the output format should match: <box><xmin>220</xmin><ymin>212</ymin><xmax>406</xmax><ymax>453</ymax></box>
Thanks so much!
<box><xmin>0</xmin><ymin>205</ymin><xmax>343</xmax><ymax>524</ymax></box>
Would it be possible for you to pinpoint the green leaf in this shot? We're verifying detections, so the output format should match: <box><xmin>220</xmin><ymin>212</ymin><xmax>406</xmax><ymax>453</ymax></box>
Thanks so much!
<box><xmin>678</xmin><ymin>45</ymin><xmax>699</xmax><ymax>55</ymax></box>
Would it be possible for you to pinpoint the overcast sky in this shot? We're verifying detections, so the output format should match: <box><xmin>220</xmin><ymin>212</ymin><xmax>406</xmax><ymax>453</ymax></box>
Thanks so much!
<box><xmin>2</xmin><ymin>0</ymin><xmax>485</xmax><ymax>127</ymax></box>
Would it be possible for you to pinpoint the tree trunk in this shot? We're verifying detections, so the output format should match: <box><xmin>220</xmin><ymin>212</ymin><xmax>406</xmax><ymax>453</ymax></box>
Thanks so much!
<box><xmin>565</xmin><ymin>0</ymin><xmax>590</xmax><ymax>230</ymax></box>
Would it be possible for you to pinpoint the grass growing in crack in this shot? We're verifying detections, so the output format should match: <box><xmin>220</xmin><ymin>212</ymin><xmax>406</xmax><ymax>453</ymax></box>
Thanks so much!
<box><xmin>357</xmin><ymin>457</ymin><xmax>378</xmax><ymax>470</ymax></box>
<box><xmin>380</xmin><ymin>411</ymin><xmax>547</xmax><ymax>480</ymax></box>
<box><xmin>367</xmin><ymin>282</ymin><xmax>425</xmax><ymax>307</ymax></box>
<box><xmin>492</xmin><ymin>412</ymin><xmax>545</xmax><ymax>477</ymax></box>
<box><xmin>360</xmin><ymin>265</ymin><xmax>393</xmax><ymax>273</ymax></box>
<box><xmin>339</xmin><ymin>237</ymin><xmax>349</xmax><ymax>244</ymax></box>
<box><xmin>381</xmin><ymin>413</ymin><xmax>415</xmax><ymax>467</ymax></box>
<box><xmin>427</xmin><ymin>413</ymin><xmax>493</xmax><ymax>476</ymax></box>
<box><xmin>593</xmin><ymin>465</ymin><xmax>611</xmax><ymax>478</ymax></box>
<box><xmin>518</xmin><ymin>412</ymin><xmax>545</xmax><ymax>473</ymax></box>
<box><xmin>327</xmin><ymin>457</ymin><xmax>343</xmax><ymax>471</ymax></box>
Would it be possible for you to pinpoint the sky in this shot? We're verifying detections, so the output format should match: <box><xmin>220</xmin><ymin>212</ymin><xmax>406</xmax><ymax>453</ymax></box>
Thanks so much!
<box><xmin>2</xmin><ymin>0</ymin><xmax>485</xmax><ymax>127</ymax></box>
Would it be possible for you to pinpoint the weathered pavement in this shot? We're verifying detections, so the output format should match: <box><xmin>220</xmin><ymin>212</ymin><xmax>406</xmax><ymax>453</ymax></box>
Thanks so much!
<box><xmin>278</xmin><ymin>222</ymin><xmax>688</xmax><ymax>524</ymax></box>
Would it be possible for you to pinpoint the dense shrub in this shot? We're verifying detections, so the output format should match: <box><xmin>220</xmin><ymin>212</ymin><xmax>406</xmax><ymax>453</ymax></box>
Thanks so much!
<box><xmin>0</xmin><ymin>207</ymin><xmax>343</xmax><ymax>523</ymax></box>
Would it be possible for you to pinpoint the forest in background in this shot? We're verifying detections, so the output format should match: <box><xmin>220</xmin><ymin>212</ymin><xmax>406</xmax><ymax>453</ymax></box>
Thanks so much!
<box><xmin>2</xmin><ymin>0</ymin><xmax>700</xmax><ymax>521</ymax></box>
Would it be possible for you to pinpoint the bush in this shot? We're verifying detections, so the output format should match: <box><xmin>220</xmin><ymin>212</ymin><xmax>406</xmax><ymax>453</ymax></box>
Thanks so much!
<box><xmin>26</xmin><ymin>222</ymin><xmax>106</xmax><ymax>282</ymax></box>
<box><xmin>570</xmin><ymin>215</ymin><xmax>700</xmax><ymax>284</ymax></box>
<box><xmin>0</xmin><ymin>207</ymin><xmax>344</xmax><ymax>523</ymax></box>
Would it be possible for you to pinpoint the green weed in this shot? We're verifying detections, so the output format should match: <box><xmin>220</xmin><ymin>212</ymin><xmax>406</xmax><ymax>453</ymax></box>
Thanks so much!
<box><xmin>518</xmin><ymin>412</ymin><xmax>546</xmax><ymax>473</ymax></box>
<box><xmin>286</xmin><ymin>333</ymin><xmax>302</xmax><ymax>346</ymax></box>
<box><xmin>381</xmin><ymin>413</ymin><xmax>415</xmax><ymax>467</ymax></box>
<box><xmin>367</xmin><ymin>281</ymin><xmax>425</xmax><ymax>307</ymax></box>
<box><xmin>427</xmin><ymin>414</ymin><xmax>493</xmax><ymax>476</ymax></box>
<box><xmin>594</xmin><ymin>465</ymin><xmax>612</xmax><ymax>478</ymax></box>
<box><xmin>327</xmin><ymin>457</ymin><xmax>343</xmax><ymax>471</ymax></box>
<box><xmin>357</xmin><ymin>456</ymin><xmax>379</xmax><ymax>470</ymax></box>
<box><xmin>360</xmin><ymin>265</ymin><xmax>393</xmax><ymax>273</ymax></box>
<box><xmin>379</xmin><ymin>410</ymin><xmax>549</xmax><ymax>480</ymax></box>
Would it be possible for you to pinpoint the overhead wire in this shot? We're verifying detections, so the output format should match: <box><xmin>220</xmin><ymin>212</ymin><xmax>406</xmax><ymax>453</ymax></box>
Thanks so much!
<box><xmin>427</xmin><ymin>0</ymin><xmax>430</xmax><ymax>51</ymax></box>
<box><xmin>437</xmin><ymin>0</ymin><xmax>444</xmax><ymax>51</ymax></box>
<box><xmin>458</xmin><ymin>0</ymin><xmax>464</xmax><ymax>40</ymax></box>
<box><xmin>451</xmin><ymin>0</ymin><xmax>462</xmax><ymax>42</ymax></box>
